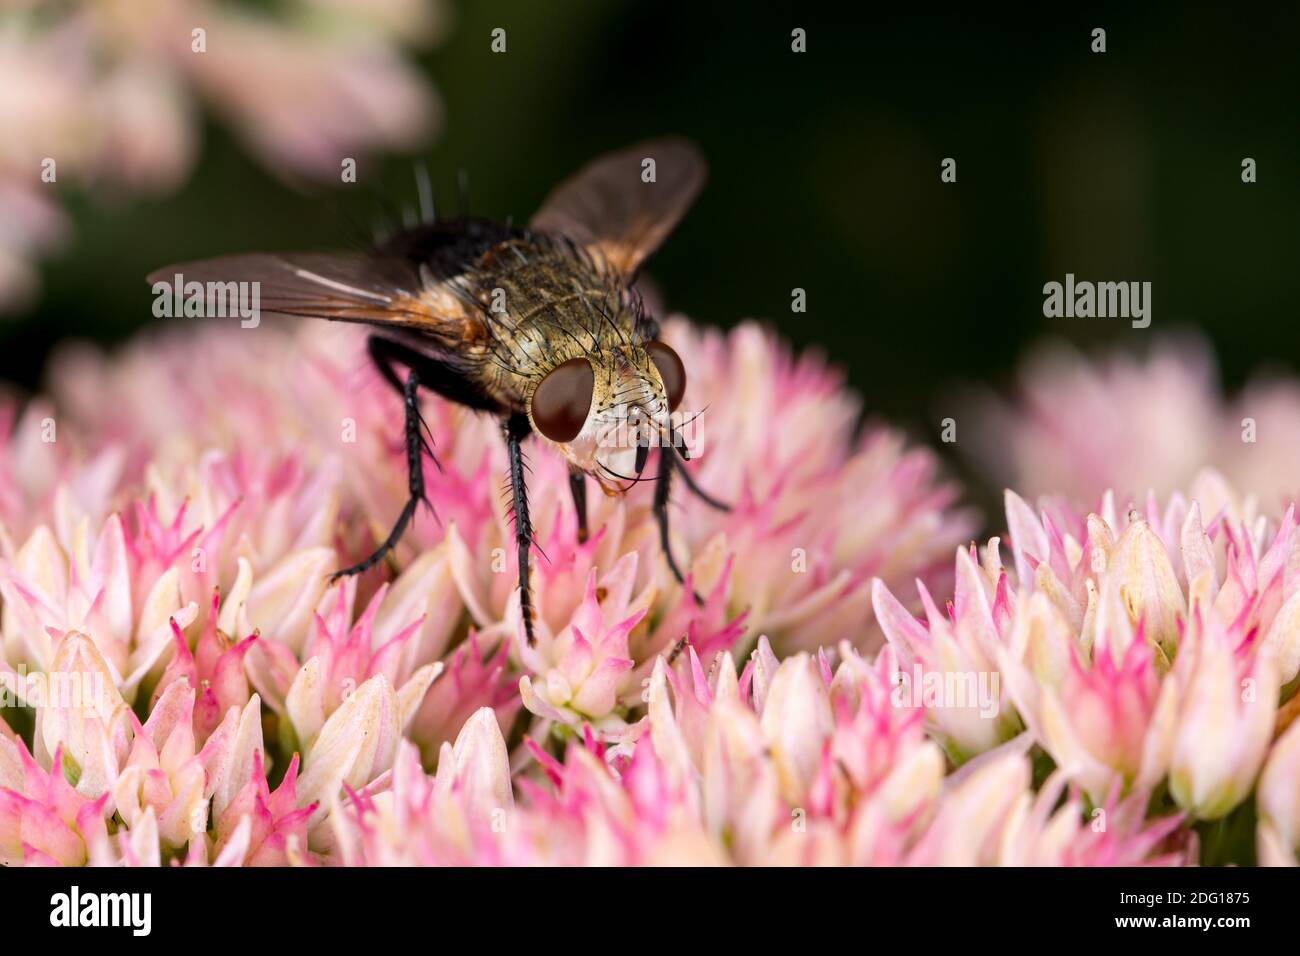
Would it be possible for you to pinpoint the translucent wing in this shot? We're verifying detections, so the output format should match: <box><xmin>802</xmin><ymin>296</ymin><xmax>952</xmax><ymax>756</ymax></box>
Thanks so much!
<box><xmin>530</xmin><ymin>137</ymin><xmax>706</xmax><ymax>277</ymax></box>
<box><xmin>146</xmin><ymin>253</ymin><xmax>482</xmax><ymax>346</ymax></box>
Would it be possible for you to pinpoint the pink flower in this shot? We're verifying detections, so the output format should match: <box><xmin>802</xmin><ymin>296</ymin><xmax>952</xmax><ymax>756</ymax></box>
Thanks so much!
<box><xmin>212</xmin><ymin>751</ymin><xmax>316</xmax><ymax>866</ymax></box>
<box><xmin>1168</xmin><ymin>601</ymin><xmax>1278</xmax><ymax>820</ymax></box>
<box><xmin>114</xmin><ymin>680</ymin><xmax>208</xmax><ymax>849</ymax></box>
<box><xmin>967</xmin><ymin>334</ymin><xmax>1300</xmax><ymax>514</ymax></box>
<box><xmin>0</xmin><ymin>745</ymin><xmax>109</xmax><ymax>866</ymax></box>
<box><xmin>29</xmin><ymin>632</ymin><xmax>132</xmax><ymax>800</ymax></box>
<box><xmin>1258</xmin><ymin>716</ymin><xmax>1300</xmax><ymax>866</ymax></box>
<box><xmin>8</xmin><ymin>309</ymin><xmax>1245</xmax><ymax>866</ymax></box>
<box><xmin>331</xmin><ymin>708</ymin><xmax>514</xmax><ymax>866</ymax></box>
<box><xmin>965</xmin><ymin>337</ymin><xmax>1220</xmax><ymax>504</ymax></box>
<box><xmin>295</xmin><ymin>669</ymin><xmax>427</xmax><ymax>826</ymax></box>
<box><xmin>875</xmin><ymin>473</ymin><xmax>1300</xmax><ymax>826</ymax></box>
<box><xmin>639</xmin><ymin>640</ymin><xmax>948</xmax><ymax>865</ymax></box>
<box><xmin>872</xmin><ymin>546</ymin><xmax>1022</xmax><ymax>762</ymax></box>
<box><xmin>661</xmin><ymin>321</ymin><xmax>974</xmax><ymax>650</ymax></box>
<box><xmin>517</xmin><ymin>556</ymin><xmax>648</xmax><ymax>734</ymax></box>
<box><xmin>408</xmin><ymin>630</ymin><xmax>518</xmax><ymax>763</ymax></box>
<box><xmin>508</xmin><ymin>737</ymin><xmax>724</xmax><ymax>866</ymax></box>
<box><xmin>127</xmin><ymin>449</ymin><xmax>344</xmax><ymax>607</ymax></box>
<box><xmin>1</xmin><ymin>512</ymin><xmax>197</xmax><ymax>701</ymax></box>
<box><xmin>150</xmin><ymin>608</ymin><xmax>256</xmax><ymax>745</ymax></box>
<box><xmin>0</xmin><ymin>0</ymin><xmax>447</xmax><ymax>310</ymax></box>
<box><xmin>910</xmin><ymin>750</ymin><xmax>1187</xmax><ymax>866</ymax></box>
<box><xmin>1001</xmin><ymin>592</ymin><xmax>1175</xmax><ymax>804</ymax></box>
<box><xmin>0</xmin><ymin>397</ymin><xmax>122</xmax><ymax>540</ymax></box>
<box><xmin>282</xmin><ymin>577</ymin><xmax>442</xmax><ymax>754</ymax></box>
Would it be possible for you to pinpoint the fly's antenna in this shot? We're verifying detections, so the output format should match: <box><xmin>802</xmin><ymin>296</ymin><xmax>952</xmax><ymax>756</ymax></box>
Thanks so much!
<box><xmin>415</xmin><ymin>163</ymin><xmax>436</xmax><ymax>224</ymax></box>
<box><xmin>674</xmin><ymin>405</ymin><xmax>710</xmax><ymax>435</ymax></box>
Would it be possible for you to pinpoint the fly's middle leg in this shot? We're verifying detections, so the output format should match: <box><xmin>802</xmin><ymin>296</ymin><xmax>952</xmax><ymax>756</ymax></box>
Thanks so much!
<box><xmin>331</xmin><ymin>335</ymin><xmax>503</xmax><ymax>583</ymax></box>
<box><xmin>505</xmin><ymin>413</ymin><xmax>539</xmax><ymax>645</ymax></box>
<box><xmin>331</xmin><ymin>367</ymin><xmax>431</xmax><ymax>581</ymax></box>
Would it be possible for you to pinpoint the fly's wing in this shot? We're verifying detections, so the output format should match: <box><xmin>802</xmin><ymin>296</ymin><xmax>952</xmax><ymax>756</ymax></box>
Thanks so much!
<box><xmin>145</xmin><ymin>253</ymin><xmax>484</xmax><ymax>350</ymax></box>
<box><xmin>529</xmin><ymin>137</ymin><xmax>706</xmax><ymax>278</ymax></box>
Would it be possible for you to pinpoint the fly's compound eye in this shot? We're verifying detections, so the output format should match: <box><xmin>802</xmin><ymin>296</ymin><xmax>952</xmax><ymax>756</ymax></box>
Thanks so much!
<box><xmin>531</xmin><ymin>357</ymin><xmax>595</xmax><ymax>442</ymax></box>
<box><xmin>645</xmin><ymin>340</ymin><xmax>686</xmax><ymax>411</ymax></box>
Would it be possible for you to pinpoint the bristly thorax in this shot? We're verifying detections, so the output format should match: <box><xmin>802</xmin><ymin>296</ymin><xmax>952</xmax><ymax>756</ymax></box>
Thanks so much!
<box><xmin>444</xmin><ymin>233</ymin><xmax>653</xmax><ymax>408</ymax></box>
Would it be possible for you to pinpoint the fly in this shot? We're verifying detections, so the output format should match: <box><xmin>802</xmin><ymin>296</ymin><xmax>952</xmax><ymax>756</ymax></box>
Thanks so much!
<box><xmin>148</xmin><ymin>138</ymin><xmax>728</xmax><ymax>645</ymax></box>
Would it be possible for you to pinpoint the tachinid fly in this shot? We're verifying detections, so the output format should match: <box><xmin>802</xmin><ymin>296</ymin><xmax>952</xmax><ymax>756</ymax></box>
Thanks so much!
<box><xmin>148</xmin><ymin>138</ymin><xmax>728</xmax><ymax>645</ymax></box>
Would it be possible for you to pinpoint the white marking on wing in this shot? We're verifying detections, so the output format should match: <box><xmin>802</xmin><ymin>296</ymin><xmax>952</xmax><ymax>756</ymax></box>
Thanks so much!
<box><xmin>291</xmin><ymin>268</ymin><xmax>393</xmax><ymax>303</ymax></box>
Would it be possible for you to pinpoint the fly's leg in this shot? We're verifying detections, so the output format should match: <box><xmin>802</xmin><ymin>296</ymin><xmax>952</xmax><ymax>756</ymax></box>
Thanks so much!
<box><xmin>655</xmin><ymin>449</ymin><xmax>705</xmax><ymax>604</ymax></box>
<box><xmin>668</xmin><ymin>430</ymin><xmax>731</xmax><ymax>513</ymax></box>
<box><xmin>506</xmin><ymin>413</ymin><xmax>539</xmax><ymax>645</ymax></box>
<box><xmin>331</xmin><ymin>367</ymin><xmax>430</xmax><ymax>581</ymax></box>
<box><xmin>568</xmin><ymin>468</ymin><xmax>589</xmax><ymax>543</ymax></box>
<box><xmin>672</xmin><ymin>453</ymin><xmax>731</xmax><ymax>512</ymax></box>
<box><xmin>331</xmin><ymin>335</ymin><xmax>498</xmax><ymax>583</ymax></box>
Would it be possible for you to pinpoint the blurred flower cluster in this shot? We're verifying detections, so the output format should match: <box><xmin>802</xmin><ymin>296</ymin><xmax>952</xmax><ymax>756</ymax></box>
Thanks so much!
<box><xmin>965</xmin><ymin>334</ymin><xmax>1300</xmax><ymax>514</ymax></box>
<box><xmin>1</xmin><ymin>316</ymin><xmax>988</xmax><ymax>865</ymax></box>
<box><xmin>0</xmin><ymin>0</ymin><xmax>446</xmax><ymax>312</ymax></box>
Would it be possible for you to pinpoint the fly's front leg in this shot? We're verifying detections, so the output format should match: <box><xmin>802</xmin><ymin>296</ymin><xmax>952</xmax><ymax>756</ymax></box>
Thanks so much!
<box><xmin>673</xmin><ymin>455</ymin><xmax>730</xmax><ymax>512</ymax></box>
<box><xmin>331</xmin><ymin>367</ymin><xmax>430</xmax><ymax>581</ymax></box>
<box><xmin>655</xmin><ymin>449</ymin><xmax>704</xmax><ymax>604</ymax></box>
<box><xmin>568</xmin><ymin>468</ymin><xmax>589</xmax><ymax>543</ymax></box>
<box><xmin>668</xmin><ymin>429</ymin><xmax>731</xmax><ymax>513</ymax></box>
<box><xmin>506</xmin><ymin>413</ymin><xmax>539</xmax><ymax>645</ymax></box>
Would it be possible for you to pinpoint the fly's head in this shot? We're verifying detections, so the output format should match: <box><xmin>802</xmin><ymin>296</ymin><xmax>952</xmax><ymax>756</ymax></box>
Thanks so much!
<box><xmin>526</xmin><ymin>339</ymin><xmax>687</xmax><ymax>492</ymax></box>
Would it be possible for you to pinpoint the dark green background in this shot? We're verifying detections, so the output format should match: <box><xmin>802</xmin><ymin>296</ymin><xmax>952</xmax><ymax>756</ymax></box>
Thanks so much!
<box><xmin>5</xmin><ymin>3</ymin><xmax>1297</xmax><ymax>469</ymax></box>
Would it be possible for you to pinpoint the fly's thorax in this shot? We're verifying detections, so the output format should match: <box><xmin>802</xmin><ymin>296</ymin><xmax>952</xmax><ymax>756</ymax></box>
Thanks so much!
<box><xmin>462</xmin><ymin>237</ymin><xmax>675</xmax><ymax>482</ymax></box>
<box><xmin>462</xmin><ymin>237</ymin><xmax>640</xmax><ymax>401</ymax></box>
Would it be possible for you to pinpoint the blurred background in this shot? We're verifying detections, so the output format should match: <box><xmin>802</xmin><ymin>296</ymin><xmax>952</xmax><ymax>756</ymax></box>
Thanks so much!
<box><xmin>2</xmin><ymin>1</ymin><xmax>1298</xmax><ymax>513</ymax></box>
